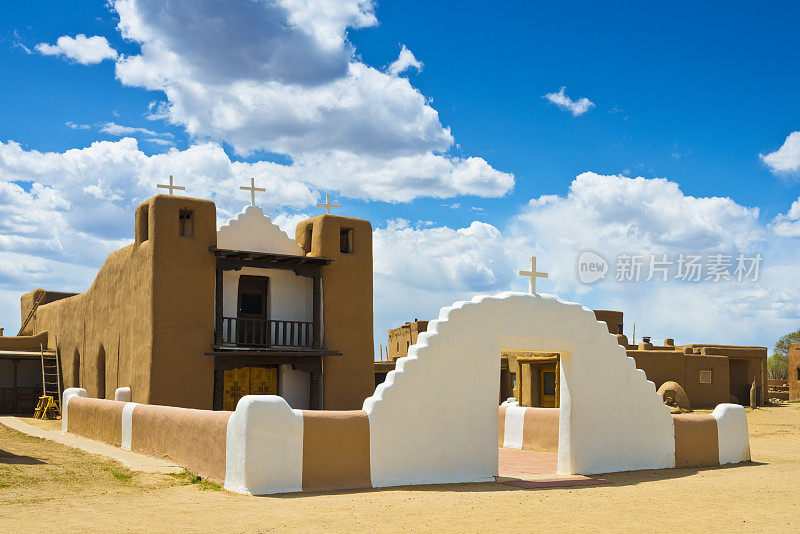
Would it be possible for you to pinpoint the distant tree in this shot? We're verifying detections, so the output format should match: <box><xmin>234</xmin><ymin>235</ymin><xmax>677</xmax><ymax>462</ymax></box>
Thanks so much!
<box><xmin>770</xmin><ymin>329</ymin><xmax>800</xmax><ymax>379</ymax></box>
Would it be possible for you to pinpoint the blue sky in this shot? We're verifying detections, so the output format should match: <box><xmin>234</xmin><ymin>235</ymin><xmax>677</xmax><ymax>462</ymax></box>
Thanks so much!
<box><xmin>1</xmin><ymin>1</ymin><xmax>800</xmax><ymax>350</ymax></box>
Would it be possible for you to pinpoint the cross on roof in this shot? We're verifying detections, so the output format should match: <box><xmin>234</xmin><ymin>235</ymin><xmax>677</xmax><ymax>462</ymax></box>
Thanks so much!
<box><xmin>240</xmin><ymin>177</ymin><xmax>266</xmax><ymax>206</ymax></box>
<box><xmin>316</xmin><ymin>194</ymin><xmax>340</xmax><ymax>215</ymax></box>
<box><xmin>518</xmin><ymin>256</ymin><xmax>548</xmax><ymax>294</ymax></box>
<box><xmin>156</xmin><ymin>175</ymin><xmax>185</xmax><ymax>195</ymax></box>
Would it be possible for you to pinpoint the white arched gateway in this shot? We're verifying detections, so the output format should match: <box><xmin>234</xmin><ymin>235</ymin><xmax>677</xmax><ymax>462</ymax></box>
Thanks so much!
<box><xmin>363</xmin><ymin>292</ymin><xmax>676</xmax><ymax>486</ymax></box>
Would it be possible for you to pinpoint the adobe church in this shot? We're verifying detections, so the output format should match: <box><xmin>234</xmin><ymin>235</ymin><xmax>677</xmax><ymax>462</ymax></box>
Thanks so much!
<box><xmin>0</xmin><ymin>194</ymin><xmax>375</xmax><ymax>412</ymax></box>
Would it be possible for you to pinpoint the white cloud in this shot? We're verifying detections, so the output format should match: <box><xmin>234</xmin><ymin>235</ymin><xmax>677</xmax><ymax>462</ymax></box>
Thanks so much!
<box><xmin>761</xmin><ymin>131</ymin><xmax>800</xmax><ymax>175</ymax></box>
<box><xmin>543</xmin><ymin>86</ymin><xmax>595</xmax><ymax>116</ymax></box>
<box><xmin>771</xmin><ymin>199</ymin><xmax>800</xmax><ymax>237</ymax></box>
<box><xmin>35</xmin><ymin>34</ymin><xmax>118</xmax><ymax>65</ymax></box>
<box><xmin>372</xmin><ymin>172</ymin><xmax>800</xmax><ymax>351</ymax></box>
<box><xmin>104</xmin><ymin>0</ymin><xmax>512</xmax><ymax>200</ymax></box>
<box><xmin>65</xmin><ymin>121</ymin><xmax>91</xmax><ymax>130</ymax></box>
<box><xmin>387</xmin><ymin>45</ymin><xmax>423</xmax><ymax>76</ymax></box>
<box><xmin>99</xmin><ymin>121</ymin><xmax>172</xmax><ymax>138</ymax></box>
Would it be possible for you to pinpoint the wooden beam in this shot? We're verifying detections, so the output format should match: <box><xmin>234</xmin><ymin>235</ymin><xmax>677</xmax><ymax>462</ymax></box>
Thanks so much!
<box><xmin>214</xmin><ymin>268</ymin><xmax>224</xmax><ymax>346</ymax></box>
<box><xmin>312</xmin><ymin>274</ymin><xmax>322</xmax><ymax>349</ymax></box>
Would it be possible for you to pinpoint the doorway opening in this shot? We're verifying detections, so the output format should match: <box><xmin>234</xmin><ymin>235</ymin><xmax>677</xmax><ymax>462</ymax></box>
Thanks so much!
<box><xmin>499</xmin><ymin>350</ymin><xmax>562</xmax><ymax>479</ymax></box>
<box><xmin>501</xmin><ymin>351</ymin><xmax>560</xmax><ymax>408</ymax></box>
<box><xmin>236</xmin><ymin>275</ymin><xmax>269</xmax><ymax>345</ymax></box>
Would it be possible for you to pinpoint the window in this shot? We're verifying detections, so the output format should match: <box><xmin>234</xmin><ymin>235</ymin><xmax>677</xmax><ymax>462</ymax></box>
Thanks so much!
<box><xmin>340</xmin><ymin>228</ymin><xmax>353</xmax><ymax>253</ymax></box>
<box><xmin>542</xmin><ymin>372</ymin><xmax>557</xmax><ymax>396</ymax></box>
<box><xmin>699</xmin><ymin>370</ymin><xmax>712</xmax><ymax>384</ymax></box>
<box><xmin>797</xmin><ymin>367</ymin><xmax>800</xmax><ymax>381</ymax></box>
<box><xmin>138</xmin><ymin>206</ymin><xmax>149</xmax><ymax>242</ymax></box>
<box><xmin>179</xmin><ymin>209</ymin><xmax>193</xmax><ymax>237</ymax></box>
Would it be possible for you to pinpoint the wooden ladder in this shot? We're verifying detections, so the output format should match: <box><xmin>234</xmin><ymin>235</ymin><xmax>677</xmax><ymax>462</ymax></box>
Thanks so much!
<box><xmin>37</xmin><ymin>344</ymin><xmax>62</xmax><ymax>417</ymax></box>
<box><xmin>18</xmin><ymin>291</ymin><xmax>45</xmax><ymax>336</ymax></box>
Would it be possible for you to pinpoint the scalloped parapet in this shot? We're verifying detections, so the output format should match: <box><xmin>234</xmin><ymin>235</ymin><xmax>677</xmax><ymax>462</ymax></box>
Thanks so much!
<box><xmin>363</xmin><ymin>292</ymin><xmax>675</xmax><ymax>485</ymax></box>
<box><xmin>217</xmin><ymin>205</ymin><xmax>304</xmax><ymax>255</ymax></box>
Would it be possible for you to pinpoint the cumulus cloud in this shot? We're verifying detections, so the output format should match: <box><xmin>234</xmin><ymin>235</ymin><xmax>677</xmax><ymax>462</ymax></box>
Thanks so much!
<box><xmin>372</xmin><ymin>172</ymin><xmax>800</xmax><ymax>350</ymax></box>
<box><xmin>543</xmin><ymin>86</ymin><xmax>595</xmax><ymax>116</ymax></box>
<box><xmin>103</xmin><ymin>0</ymin><xmax>512</xmax><ymax>202</ymax></box>
<box><xmin>35</xmin><ymin>34</ymin><xmax>118</xmax><ymax>65</ymax></box>
<box><xmin>771</xmin><ymin>199</ymin><xmax>800</xmax><ymax>237</ymax></box>
<box><xmin>761</xmin><ymin>131</ymin><xmax>800</xmax><ymax>175</ymax></box>
<box><xmin>387</xmin><ymin>45</ymin><xmax>423</xmax><ymax>76</ymax></box>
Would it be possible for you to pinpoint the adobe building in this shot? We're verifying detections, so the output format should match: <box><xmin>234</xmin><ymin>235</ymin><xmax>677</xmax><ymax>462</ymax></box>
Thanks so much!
<box><xmin>0</xmin><ymin>195</ymin><xmax>375</xmax><ymax>413</ymax></box>
<box><xmin>384</xmin><ymin>308</ymin><xmax>768</xmax><ymax>408</ymax></box>
<box><xmin>788</xmin><ymin>343</ymin><xmax>800</xmax><ymax>402</ymax></box>
<box><xmin>388</xmin><ymin>320</ymin><xmax>429</xmax><ymax>360</ymax></box>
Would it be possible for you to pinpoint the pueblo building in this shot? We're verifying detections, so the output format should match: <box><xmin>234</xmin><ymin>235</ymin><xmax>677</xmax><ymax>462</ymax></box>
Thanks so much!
<box><xmin>0</xmin><ymin>194</ymin><xmax>375</xmax><ymax>412</ymax></box>
<box><xmin>381</xmin><ymin>309</ymin><xmax>768</xmax><ymax>409</ymax></box>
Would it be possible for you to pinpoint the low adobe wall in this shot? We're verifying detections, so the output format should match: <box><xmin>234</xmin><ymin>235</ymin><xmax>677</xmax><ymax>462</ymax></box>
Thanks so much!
<box><xmin>498</xmin><ymin>406</ymin><xmax>559</xmax><ymax>452</ymax></box>
<box><xmin>63</xmin><ymin>388</ymin><xmax>230</xmax><ymax>483</ymax></box>
<box><xmin>129</xmin><ymin>404</ymin><xmax>231</xmax><ymax>482</ymax></box>
<box><xmin>223</xmin><ymin>397</ymin><xmax>372</xmax><ymax>494</ymax></box>
<box><xmin>496</xmin><ymin>404</ymin><xmax>749</xmax><ymax>470</ymax></box>
<box><xmin>63</xmin><ymin>388</ymin><xmax>752</xmax><ymax>495</ymax></box>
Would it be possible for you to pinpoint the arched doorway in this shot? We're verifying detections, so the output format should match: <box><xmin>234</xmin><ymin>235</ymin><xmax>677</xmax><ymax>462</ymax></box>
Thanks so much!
<box><xmin>97</xmin><ymin>345</ymin><xmax>106</xmax><ymax>399</ymax></box>
<box><xmin>363</xmin><ymin>292</ymin><xmax>676</xmax><ymax>486</ymax></box>
<box><xmin>72</xmin><ymin>349</ymin><xmax>81</xmax><ymax>388</ymax></box>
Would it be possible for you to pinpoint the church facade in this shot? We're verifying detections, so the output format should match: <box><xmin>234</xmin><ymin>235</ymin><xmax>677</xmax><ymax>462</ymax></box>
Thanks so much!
<box><xmin>13</xmin><ymin>194</ymin><xmax>375</xmax><ymax>411</ymax></box>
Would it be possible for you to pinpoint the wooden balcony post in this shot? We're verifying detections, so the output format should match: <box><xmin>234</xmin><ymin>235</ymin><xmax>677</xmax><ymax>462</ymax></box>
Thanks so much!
<box><xmin>215</xmin><ymin>268</ymin><xmax>223</xmax><ymax>346</ymax></box>
<box><xmin>312</xmin><ymin>274</ymin><xmax>322</xmax><ymax>349</ymax></box>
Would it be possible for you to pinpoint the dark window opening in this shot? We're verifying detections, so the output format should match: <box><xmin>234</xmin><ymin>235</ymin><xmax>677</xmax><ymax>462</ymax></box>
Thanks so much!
<box><xmin>797</xmin><ymin>367</ymin><xmax>800</xmax><ymax>381</ymax></box>
<box><xmin>138</xmin><ymin>206</ymin><xmax>149</xmax><ymax>242</ymax></box>
<box><xmin>179</xmin><ymin>209</ymin><xmax>193</xmax><ymax>237</ymax></box>
<box><xmin>340</xmin><ymin>228</ymin><xmax>353</xmax><ymax>253</ymax></box>
<box><xmin>542</xmin><ymin>371</ymin><xmax>557</xmax><ymax>396</ymax></box>
<box><xmin>240</xmin><ymin>293</ymin><xmax>264</xmax><ymax>316</ymax></box>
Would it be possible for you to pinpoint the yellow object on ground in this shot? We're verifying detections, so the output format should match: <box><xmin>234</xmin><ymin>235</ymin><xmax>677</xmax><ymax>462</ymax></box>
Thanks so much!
<box><xmin>33</xmin><ymin>395</ymin><xmax>61</xmax><ymax>420</ymax></box>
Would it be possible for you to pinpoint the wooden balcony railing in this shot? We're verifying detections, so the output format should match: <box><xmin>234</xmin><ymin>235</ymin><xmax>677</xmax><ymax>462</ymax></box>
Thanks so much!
<box><xmin>220</xmin><ymin>317</ymin><xmax>315</xmax><ymax>349</ymax></box>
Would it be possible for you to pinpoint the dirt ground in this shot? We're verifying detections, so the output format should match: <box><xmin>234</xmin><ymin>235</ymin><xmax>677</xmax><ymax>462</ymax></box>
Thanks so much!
<box><xmin>2</xmin><ymin>405</ymin><xmax>799</xmax><ymax>533</ymax></box>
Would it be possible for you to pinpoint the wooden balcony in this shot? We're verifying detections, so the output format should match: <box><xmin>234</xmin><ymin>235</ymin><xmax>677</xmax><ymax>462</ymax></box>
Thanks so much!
<box><xmin>219</xmin><ymin>317</ymin><xmax>316</xmax><ymax>349</ymax></box>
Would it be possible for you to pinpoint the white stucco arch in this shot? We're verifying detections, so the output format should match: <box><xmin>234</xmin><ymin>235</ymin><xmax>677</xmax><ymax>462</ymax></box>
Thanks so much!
<box><xmin>363</xmin><ymin>292</ymin><xmax>675</xmax><ymax>487</ymax></box>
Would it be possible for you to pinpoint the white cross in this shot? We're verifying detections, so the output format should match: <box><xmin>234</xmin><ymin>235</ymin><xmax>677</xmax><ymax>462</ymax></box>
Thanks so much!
<box><xmin>518</xmin><ymin>256</ymin><xmax>548</xmax><ymax>294</ymax></box>
<box><xmin>240</xmin><ymin>177</ymin><xmax>266</xmax><ymax>206</ymax></box>
<box><xmin>156</xmin><ymin>175</ymin><xmax>185</xmax><ymax>195</ymax></box>
<box><xmin>316</xmin><ymin>194</ymin><xmax>340</xmax><ymax>214</ymax></box>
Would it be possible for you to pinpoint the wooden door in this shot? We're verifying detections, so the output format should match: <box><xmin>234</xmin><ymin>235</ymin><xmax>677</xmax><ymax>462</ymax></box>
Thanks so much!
<box><xmin>539</xmin><ymin>364</ymin><xmax>558</xmax><ymax>408</ymax></box>
<box><xmin>222</xmin><ymin>367</ymin><xmax>279</xmax><ymax>410</ymax></box>
<box><xmin>237</xmin><ymin>275</ymin><xmax>268</xmax><ymax>345</ymax></box>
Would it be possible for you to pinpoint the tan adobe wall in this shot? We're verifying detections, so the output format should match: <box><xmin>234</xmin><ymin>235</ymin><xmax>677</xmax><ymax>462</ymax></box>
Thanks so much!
<box><xmin>629</xmin><ymin>350</ymin><xmax>731</xmax><ymax>407</ymax></box>
<box><xmin>498</xmin><ymin>406</ymin><xmax>559</xmax><ymax>452</ymax></box>
<box><xmin>147</xmin><ymin>196</ymin><xmax>217</xmax><ymax>408</ymax></box>
<box><xmin>788</xmin><ymin>344</ymin><xmax>800</xmax><ymax>402</ymax></box>
<box><xmin>32</xmin><ymin>195</ymin><xmax>217</xmax><ymax>407</ymax></box>
<box><xmin>593</xmin><ymin>310</ymin><xmax>623</xmax><ymax>334</ymax></box>
<box><xmin>19</xmin><ymin>289</ymin><xmax>78</xmax><ymax>335</ymax></box>
<box><xmin>672</xmin><ymin>414</ymin><xmax>719</xmax><ymax>468</ymax></box>
<box><xmin>66</xmin><ymin>396</ymin><xmax>127</xmax><ymax>446</ymax></box>
<box><xmin>0</xmin><ymin>331</ymin><xmax>48</xmax><ymax>351</ymax></box>
<box><xmin>131</xmin><ymin>404</ymin><xmax>231</xmax><ymax>483</ymax></box>
<box><xmin>388</xmin><ymin>320</ymin><xmax>429</xmax><ymax>360</ymax></box>
<box><xmin>296</xmin><ymin>215</ymin><xmax>374</xmax><ymax>410</ymax></box>
<box><xmin>301</xmin><ymin>410</ymin><xmax>371</xmax><ymax>491</ymax></box>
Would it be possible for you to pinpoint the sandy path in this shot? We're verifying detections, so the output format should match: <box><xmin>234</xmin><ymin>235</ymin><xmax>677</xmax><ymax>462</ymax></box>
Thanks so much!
<box><xmin>2</xmin><ymin>404</ymin><xmax>799</xmax><ymax>533</ymax></box>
